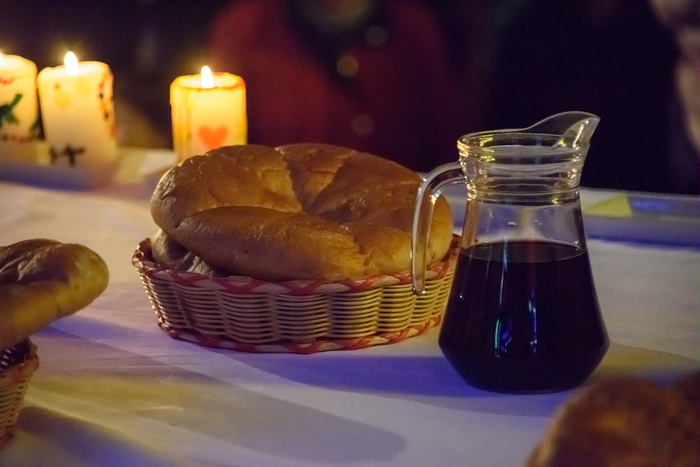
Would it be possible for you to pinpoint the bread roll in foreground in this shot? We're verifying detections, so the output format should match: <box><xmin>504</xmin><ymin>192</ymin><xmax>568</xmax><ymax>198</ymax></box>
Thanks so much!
<box><xmin>526</xmin><ymin>372</ymin><xmax>700</xmax><ymax>467</ymax></box>
<box><xmin>150</xmin><ymin>143</ymin><xmax>454</xmax><ymax>281</ymax></box>
<box><xmin>0</xmin><ymin>239</ymin><xmax>109</xmax><ymax>350</ymax></box>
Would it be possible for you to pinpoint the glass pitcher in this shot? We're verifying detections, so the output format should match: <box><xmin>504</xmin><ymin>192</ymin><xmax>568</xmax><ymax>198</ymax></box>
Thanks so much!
<box><xmin>412</xmin><ymin>112</ymin><xmax>609</xmax><ymax>393</ymax></box>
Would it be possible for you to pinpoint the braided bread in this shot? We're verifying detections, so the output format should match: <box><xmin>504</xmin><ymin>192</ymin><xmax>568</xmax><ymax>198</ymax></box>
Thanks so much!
<box><xmin>150</xmin><ymin>143</ymin><xmax>454</xmax><ymax>281</ymax></box>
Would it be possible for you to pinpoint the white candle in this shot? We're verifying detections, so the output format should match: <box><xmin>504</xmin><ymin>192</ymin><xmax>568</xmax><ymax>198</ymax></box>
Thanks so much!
<box><xmin>170</xmin><ymin>66</ymin><xmax>247</xmax><ymax>162</ymax></box>
<box><xmin>0</xmin><ymin>53</ymin><xmax>39</xmax><ymax>161</ymax></box>
<box><xmin>37</xmin><ymin>52</ymin><xmax>118</xmax><ymax>184</ymax></box>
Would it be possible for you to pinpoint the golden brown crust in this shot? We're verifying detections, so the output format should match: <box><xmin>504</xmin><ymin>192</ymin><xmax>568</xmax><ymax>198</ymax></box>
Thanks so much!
<box><xmin>0</xmin><ymin>239</ymin><xmax>109</xmax><ymax>350</ymax></box>
<box><xmin>526</xmin><ymin>374</ymin><xmax>700</xmax><ymax>467</ymax></box>
<box><xmin>151</xmin><ymin>144</ymin><xmax>302</xmax><ymax>236</ymax></box>
<box><xmin>150</xmin><ymin>229</ymin><xmax>224</xmax><ymax>276</ymax></box>
<box><xmin>150</xmin><ymin>143</ymin><xmax>454</xmax><ymax>281</ymax></box>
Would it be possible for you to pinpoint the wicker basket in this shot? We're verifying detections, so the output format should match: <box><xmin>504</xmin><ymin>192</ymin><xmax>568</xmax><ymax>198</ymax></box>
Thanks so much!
<box><xmin>132</xmin><ymin>237</ymin><xmax>458</xmax><ymax>353</ymax></box>
<box><xmin>0</xmin><ymin>340</ymin><xmax>39</xmax><ymax>448</ymax></box>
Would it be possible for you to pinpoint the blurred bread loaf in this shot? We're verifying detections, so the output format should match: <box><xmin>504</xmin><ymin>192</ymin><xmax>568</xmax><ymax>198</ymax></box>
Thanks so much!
<box><xmin>0</xmin><ymin>239</ymin><xmax>109</xmax><ymax>350</ymax></box>
<box><xmin>150</xmin><ymin>143</ymin><xmax>454</xmax><ymax>281</ymax></box>
<box><xmin>526</xmin><ymin>372</ymin><xmax>700</xmax><ymax>467</ymax></box>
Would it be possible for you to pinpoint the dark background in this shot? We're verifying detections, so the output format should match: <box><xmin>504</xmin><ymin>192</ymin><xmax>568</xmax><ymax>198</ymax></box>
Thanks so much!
<box><xmin>0</xmin><ymin>0</ymin><xmax>692</xmax><ymax>193</ymax></box>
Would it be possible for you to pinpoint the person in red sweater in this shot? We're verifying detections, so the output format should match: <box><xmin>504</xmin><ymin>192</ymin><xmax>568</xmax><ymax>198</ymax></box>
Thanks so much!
<box><xmin>208</xmin><ymin>0</ymin><xmax>464</xmax><ymax>173</ymax></box>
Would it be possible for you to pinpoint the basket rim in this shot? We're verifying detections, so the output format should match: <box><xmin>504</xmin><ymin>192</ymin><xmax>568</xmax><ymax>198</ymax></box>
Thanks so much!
<box><xmin>157</xmin><ymin>315</ymin><xmax>442</xmax><ymax>354</ymax></box>
<box><xmin>132</xmin><ymin>236</ymin><xmax>459</xmax><ymax>295</ymax></box>
<box><xmin>0</xmin><ymin>340</ymin><xmax>39</xmax><ymax>389</ymax></box>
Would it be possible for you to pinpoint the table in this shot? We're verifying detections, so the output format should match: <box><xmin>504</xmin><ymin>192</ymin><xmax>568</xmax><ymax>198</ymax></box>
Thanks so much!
<box><xmin>0</xmin><ymin>149</ymin><xmax>698</xmax><ymax>466</ymax></box>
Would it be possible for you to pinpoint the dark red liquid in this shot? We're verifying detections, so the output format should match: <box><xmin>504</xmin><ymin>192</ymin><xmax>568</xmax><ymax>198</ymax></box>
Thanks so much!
<box><xmin>439</xmin><ymin>240</ymin><xmax>608</xmax><ymax>393</ymax></box>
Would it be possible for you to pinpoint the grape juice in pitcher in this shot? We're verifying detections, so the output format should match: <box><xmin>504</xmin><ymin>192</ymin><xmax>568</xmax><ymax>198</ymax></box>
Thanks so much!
<box><xmin>439</xmin><ymin>240</ymin><xmax>608</xmax><ymax>393</ymax></box>
<box><xmin>411</xmin><ymin>111</ymin><xmax>609</xmax><ymax>393</ymax></box>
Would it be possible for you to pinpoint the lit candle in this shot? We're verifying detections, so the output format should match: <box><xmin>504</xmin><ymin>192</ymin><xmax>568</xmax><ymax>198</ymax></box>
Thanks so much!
<box><xmin>0</xmin><ymin>52</ymin><xmax>39</xmax><ymax>161</ymax></box>
<box><xmin>37</xmin><ymin>52</ymin><xmax>118</xmax><ymax>184</ymax></box>
<box><xmin>170</xmin><ymin>66</ymin><xmax>247</xmax><ymax>162</ymax></box>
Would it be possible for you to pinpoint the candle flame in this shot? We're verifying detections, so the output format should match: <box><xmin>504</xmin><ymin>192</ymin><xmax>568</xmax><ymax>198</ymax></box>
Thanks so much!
<box><xmin>0</xmin><ymin>53</ymin><xmax>4</xmax><ymax>66</ymax></box>
<box><xmin>65</xmin><ymin>52</ymin><xmax>79</xmax><ymax>75</ymax></box>
<box><xmin>201</xmin><ymin>66</ymin><xmax>214</xmax><ymax>89</ymax></box>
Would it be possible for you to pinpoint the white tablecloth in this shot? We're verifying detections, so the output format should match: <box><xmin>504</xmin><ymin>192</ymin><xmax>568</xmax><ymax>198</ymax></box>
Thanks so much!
<box><xmin>0</xmin><ymin>150</ymin><xmax>698</xmax><ymax>467</ymax></box>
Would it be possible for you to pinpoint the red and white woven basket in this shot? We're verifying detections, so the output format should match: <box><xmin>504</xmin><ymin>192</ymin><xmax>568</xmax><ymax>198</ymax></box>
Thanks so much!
<box><xmin>132</xmin><ymin>237</ymin><xmax>458</xmax><ymax>354</ymax></box>
<box><xmin>0</xmin><ymin>340</ymin><xmax>39</xmax><ymax>448</ymax></box>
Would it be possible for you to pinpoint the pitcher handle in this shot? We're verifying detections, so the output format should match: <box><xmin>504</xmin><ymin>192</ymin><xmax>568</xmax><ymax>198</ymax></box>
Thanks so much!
<box><xmin>412</xmin><ymin>162</ymin><xmax>465</xmax><ymax>295</ymax></box>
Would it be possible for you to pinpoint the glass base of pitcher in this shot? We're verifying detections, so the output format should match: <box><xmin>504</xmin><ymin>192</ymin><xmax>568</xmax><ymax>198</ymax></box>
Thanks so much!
<box><xmin>441</xmin><ymin>342</ymin><xmax>609</xmax><ymax>394</ymax></box>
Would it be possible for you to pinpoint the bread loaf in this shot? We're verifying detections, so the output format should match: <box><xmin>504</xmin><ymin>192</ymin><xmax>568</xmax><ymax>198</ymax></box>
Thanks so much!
<box><xmin>150</xmin><ymin>143</ymin><xmax>454</xmax><ymax>281</ymax></box>
<box><xmin>0</xmin><ymin>239</ymin><xmax>109</xmax><ymax>350</ymax></box>
<box><xmin>526</xmin><ymin>372</ymin><xmax>700</xmax><ymax>467</ymax></box>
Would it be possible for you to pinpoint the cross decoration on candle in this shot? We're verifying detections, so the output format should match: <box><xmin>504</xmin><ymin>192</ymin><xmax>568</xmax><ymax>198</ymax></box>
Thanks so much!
<box><xmin>0</xmin><ymin>51</ymin><xmax>40</xmax><ymax>162</ymax></box>
<box><xmin>37</xmin><ymin>51</ymin><xmax>118</xmax><ymax>185</ymax></box>
<box><xmin>171</xmin><ymin>66</ymin><xmax>247</xmax><ymax>162</ymax></box>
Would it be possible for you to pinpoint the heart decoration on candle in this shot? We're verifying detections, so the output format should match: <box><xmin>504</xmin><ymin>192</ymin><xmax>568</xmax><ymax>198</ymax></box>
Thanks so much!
<box><xmin>171</xmin><ymin>66</ymin><xmax>247</xmax><ymax>162</ymax></box>
<box><xmin>198</xmin><ymin>125</ymin><xmax>228</xmax><ymax>150</ymax></box>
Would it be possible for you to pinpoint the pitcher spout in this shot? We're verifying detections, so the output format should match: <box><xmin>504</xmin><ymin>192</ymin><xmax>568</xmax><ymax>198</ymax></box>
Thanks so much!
<box><xmin>526</xmin><ymin>111</ymin><xmax>600</xmax><ymax>150</ymax></box>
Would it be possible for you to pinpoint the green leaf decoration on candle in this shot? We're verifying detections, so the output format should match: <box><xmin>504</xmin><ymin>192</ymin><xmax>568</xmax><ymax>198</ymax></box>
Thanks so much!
<box><xmin>0</xmin><ymin>94</ymin><xmax>22</xmax><ymax>128</ymax></box>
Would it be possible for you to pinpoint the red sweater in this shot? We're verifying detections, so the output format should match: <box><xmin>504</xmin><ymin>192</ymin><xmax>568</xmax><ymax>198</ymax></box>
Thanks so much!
<box><xmin>208</xmin><ymin>0</ymin><xmax>463</xmax><ymax>172</ymax></box>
